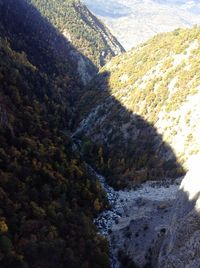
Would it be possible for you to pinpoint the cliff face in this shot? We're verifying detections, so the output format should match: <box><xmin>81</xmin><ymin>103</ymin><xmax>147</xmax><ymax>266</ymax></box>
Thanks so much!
<box><xmin>158</xmin><ymin>155</ymin><xmax>200</xmax><ymax>268</ymax></box>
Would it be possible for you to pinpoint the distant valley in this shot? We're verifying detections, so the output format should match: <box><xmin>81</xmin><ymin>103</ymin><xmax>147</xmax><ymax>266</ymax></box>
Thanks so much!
<box><xmin>83</xmin><ymin>0</ymin><xmax>200</xmax><ymax>50</ymax></box>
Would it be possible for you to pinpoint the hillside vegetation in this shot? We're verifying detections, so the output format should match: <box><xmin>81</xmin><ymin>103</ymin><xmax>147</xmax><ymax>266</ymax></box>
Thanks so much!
<box><xmin>0</xmin><ymin>0</ymin><xmax>109</xmax><ymax>267</ymax></box>
<box><xmin>75</xmin><ymin>27</ymin><xmax>200</xmax><ymax>188</ymax></box>
<box><xmin>28</xmin><ymin>0</ymin><xmax>124</xmax><ymax>69</ymax></box>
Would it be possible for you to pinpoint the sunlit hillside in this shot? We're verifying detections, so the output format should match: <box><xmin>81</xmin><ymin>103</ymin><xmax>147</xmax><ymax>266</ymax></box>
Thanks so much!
<box><xmin>75</xmin><ymin>27</ymin><xmax>200</xmax><ymax>188</ymax></box>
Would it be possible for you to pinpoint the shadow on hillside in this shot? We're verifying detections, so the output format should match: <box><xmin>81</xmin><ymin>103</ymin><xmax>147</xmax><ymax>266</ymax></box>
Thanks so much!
<box><xmin>75</xmin><ymin>69</ymin><xmax>185</xmax><ymax>188</ymax></box>
<box><xmin>0</xmin><ymin>1</ymin><xmax>185</xmax><ymax>188</ymax></box>
<box><xmin>75</xmin><ymin>63</ymin><xmax>192</xmax><ymax>267</ymax></box>
<box><xmin>79</xmin><ymin>65</ymin><xmax>197</xmax><ymax>267</ymax></box>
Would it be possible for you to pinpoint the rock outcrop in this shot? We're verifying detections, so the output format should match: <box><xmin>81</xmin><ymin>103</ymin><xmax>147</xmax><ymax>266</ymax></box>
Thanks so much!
<box><xmin>158</xmin><ymin>155</ymin><xmax>200</xmax><ymax>268</ymax></box>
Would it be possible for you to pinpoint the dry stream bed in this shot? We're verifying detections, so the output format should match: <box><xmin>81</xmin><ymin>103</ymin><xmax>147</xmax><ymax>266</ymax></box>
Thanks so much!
<box><xmin>94</xmin><ymin>171</ymin><xmax>182</xmax><ymax>268</ymax></box>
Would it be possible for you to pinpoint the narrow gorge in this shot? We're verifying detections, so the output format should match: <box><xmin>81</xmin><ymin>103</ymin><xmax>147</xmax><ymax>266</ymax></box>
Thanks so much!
<box><xmin>0</xmin><ymin>1</ymin><xmax>200</xmax><ymax>268</ymax></box>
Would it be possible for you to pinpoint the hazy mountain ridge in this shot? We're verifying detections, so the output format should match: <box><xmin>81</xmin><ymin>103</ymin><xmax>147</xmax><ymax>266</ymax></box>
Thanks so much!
<box><xmin>83</xmin><ymin>0</ymin><xmax>200</xmax><ymax>50</ymax></box>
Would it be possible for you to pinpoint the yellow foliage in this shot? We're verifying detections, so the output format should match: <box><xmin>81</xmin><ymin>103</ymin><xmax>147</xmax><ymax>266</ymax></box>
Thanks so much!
<box><xmin>0</xmin><ymin>219</ymin><xmax>8</xmax><ymax>233</ymax></box>
<box><xmin>94</xmin><ymin>198</ymin><xmax>101</xmax><ymax>212</ymax></box>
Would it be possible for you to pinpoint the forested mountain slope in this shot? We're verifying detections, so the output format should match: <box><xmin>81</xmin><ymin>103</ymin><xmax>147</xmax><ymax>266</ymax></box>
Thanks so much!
<box><xmin>75</xmin><ymin>27</ymin><xmax>200</xmax><ymax>188</ymax></box>
<box><xmin>0</xmin><ymin>0</ymin><xmax>109</xmax><ymax>267</ymax></box>
<box><xmin>1</xmin><ymin>0</ymin><xmax>102</xmax><ymax>88</ymax></box>
<box><xmin>28</xmin><ymin>0</ymin><xmax>124</xmax><ymax>72</ymax></box>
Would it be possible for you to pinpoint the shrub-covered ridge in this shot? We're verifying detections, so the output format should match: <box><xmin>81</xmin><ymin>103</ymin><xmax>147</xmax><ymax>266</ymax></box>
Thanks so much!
<box><xmin>75</xmin><ymin>27</ymin><xmax>200</xmax><ymax>188</ymax></box>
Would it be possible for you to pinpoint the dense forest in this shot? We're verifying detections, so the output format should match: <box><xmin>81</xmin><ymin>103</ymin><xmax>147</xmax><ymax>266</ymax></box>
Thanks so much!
<box><xmin>0</xmin><ymin>0</ymin><xmax>110</xmax><ymax>267</ymax></box>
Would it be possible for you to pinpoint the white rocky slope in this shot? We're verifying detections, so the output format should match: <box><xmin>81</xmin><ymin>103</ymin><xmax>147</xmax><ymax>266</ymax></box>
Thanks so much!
<box><xmin>158</xmin><ymin>155</ymin><xmax>200</xmax><ymax>268</ymax></box>
<box><xmin>76</xmin><ymin>32</ymin><xmax>200</xmax><ymax>177</ymax></box>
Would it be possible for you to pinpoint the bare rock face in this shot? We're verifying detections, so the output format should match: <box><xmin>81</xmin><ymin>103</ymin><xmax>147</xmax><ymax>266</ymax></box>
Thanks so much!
<box><xmin>158</xmin><ymin>155</ymin><xmax>200</xmax><ymax>268</ymax></box>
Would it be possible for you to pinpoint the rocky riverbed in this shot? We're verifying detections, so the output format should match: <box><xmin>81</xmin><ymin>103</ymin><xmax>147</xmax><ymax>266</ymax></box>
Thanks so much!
<box><xmin>94</xmin><ymin>171</ymin><xmax>182</xmax><ymax>268</ymax></box>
